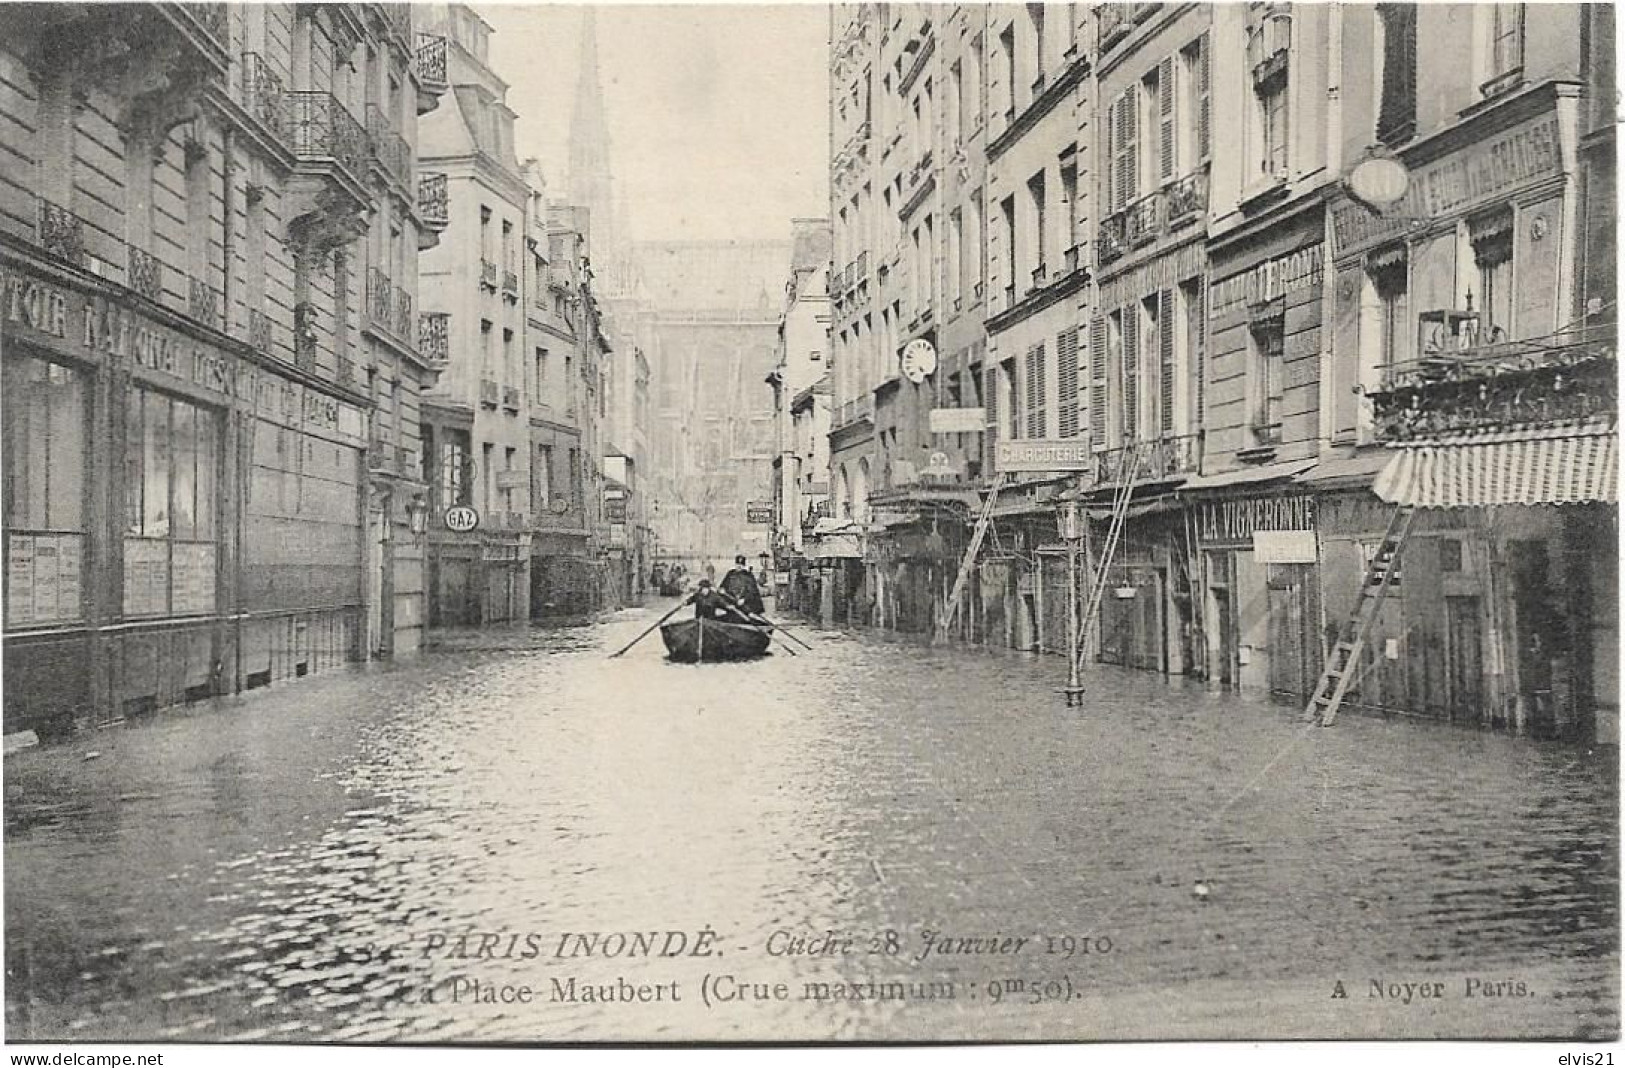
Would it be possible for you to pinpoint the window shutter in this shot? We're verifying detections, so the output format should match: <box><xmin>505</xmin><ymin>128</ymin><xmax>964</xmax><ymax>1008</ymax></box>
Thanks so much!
<box><xmin>1089</xmin><ymin>317</ymin><xmax>1108</xmax><ymax>449</ymax></box>
<box><xmin>1158</xmin><ymin>56</ymin><xmax>1176</xmax><ymax>181</ymax></box>
<box><xmin>1057</xmin><ymin>327</ymin><xmax>1080</xmax><ymax>439</ymax></box>
<box><xmin>984</xmin><ymin>361</ymin><xmax>999</xmax><ymax>441</ymax></box>
<box><xmin>1191</xmin><ymin>282</ymin><xmax>1206</xmax><ymax>430</ymax></box>
<box><xmin>1024</xmin><ymin>342</ymin><xmax>1045</xmax><ymax>439</ymax></box>
<box><xmin>1158</xmin><ymin>289</ymin><xmax>1176</xmax><ymax>435</ymax></box>
<box><xmin>1121</xmin><ymin>306</ymin><xmax>1139</xmax><ymax>443</ymax></box>
<box><xmin>1196</xmin><ymin>33</ymin><xmax>1211</xmax><ymax>161</ymax></box>
<box><xmin>1121</xmin><ymin>86</ymin><xmax>1139</xmax><ymax>205</ymax></box>
<box><xmin>1105</xmin><ymin>96</ymin><xmax>1119</xmax><ymax>210</ymax></box>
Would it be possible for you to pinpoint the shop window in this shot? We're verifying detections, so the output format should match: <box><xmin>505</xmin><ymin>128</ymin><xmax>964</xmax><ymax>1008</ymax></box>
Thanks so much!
<box><xmin>122</xmin><ymin>388</ymin><xmax>219</xmax><ymax>618</ymax></box>
<box><xmin>1247</xmin><ymin>313</ymin><xmax>1285</xmax><ymax>446</ymax></box>
<box><xmin>3</xmin><ymin>356</ymin><xmax>88</xmax><ymax>627</ymax></box>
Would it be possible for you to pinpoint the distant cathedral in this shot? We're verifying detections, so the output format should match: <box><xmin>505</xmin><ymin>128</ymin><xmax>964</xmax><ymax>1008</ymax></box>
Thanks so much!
<box><xmin>567</xmin><ymin>9</ymin><xmax>791</xmax><ymax>566</ymax></box>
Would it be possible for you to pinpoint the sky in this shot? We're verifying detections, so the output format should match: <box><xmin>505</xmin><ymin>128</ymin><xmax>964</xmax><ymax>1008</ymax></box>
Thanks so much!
<box><xmin>483</xmin><ymin>2</ymin><xmax>831</xmax><ymax>244</ymax></box>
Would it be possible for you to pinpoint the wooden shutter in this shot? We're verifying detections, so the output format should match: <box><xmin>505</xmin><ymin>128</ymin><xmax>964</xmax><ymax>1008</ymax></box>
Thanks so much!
<box><xmin>1331</xmin><ymin>265</ymin><xmax>1364</xmax><ymax>442</ymax></box>
<box><xmin>1024</xmin><ymin>342</ymin><xmax>1044</xmax><ymax>439</ymax></box>
<box><xmin>984</xmin><ymin>361</ymin><xmax>999</xmax><ymax>440</ymax></box>
<box><xmin>1196</xmin><ymin>33</ymin><xmax>1211</xmax><ymax>161</ymax></box>
<box><xmin>1120</xmin><ymin>86</ymin><xmax>1139</xmax><ymax>206</ymax></box>
<box><xmin>1190</xmin><ymin>281</ymin><xmax>1206</xmax><ymax>430</ymax></box>
<box><xmin>1121</xmin><ymin>306</ymin><xmax>1139</xmax><ymax>443</ymax></box>
<box><xmin>1057</xmin><ymin>327</ymin><xmax>1080</xmax><ymax>439</ymax></box>
<box><xmin>1158</xmin><ymin>56</ymin><xmax>1176</xmax><ymax>181</ymax></box>
<box><xmin>1158</xmin><ymin>289</ymin><xmax>1176</xmax><ymax>434</ymax></box>
<box><xmin>1088</xmin><ymin>317</ymin><xmax>1108</xmax><ymax>449</ymax></box>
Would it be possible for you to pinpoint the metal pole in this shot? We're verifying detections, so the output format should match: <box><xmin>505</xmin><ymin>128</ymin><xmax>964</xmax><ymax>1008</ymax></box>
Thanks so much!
<box><xmin>1065</xmin><ymin>535</ymin><xmax>1082</xmax><ymax>705</ymax></box>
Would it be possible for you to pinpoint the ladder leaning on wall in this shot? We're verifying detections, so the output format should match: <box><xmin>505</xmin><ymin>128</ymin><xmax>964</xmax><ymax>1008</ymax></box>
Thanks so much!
<box><xmin>934</xmin><ymin>472</ymin><xmax>1008</xmax><ymax>643</ymax></box>
<box><xmin>1069</xmin><ymin>443</ymin><xmax>1145</xmax><ymax>687</ymax></box>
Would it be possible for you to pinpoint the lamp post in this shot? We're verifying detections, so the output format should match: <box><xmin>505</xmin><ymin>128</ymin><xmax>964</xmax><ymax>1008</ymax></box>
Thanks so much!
<box><xmin>1058</xmin><ymin>496</ymin><xmax>1086</xmax><ymax>707</ymax></box>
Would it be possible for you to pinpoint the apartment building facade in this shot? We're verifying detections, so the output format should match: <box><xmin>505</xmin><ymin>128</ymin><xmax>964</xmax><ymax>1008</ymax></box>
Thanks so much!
<box><xmin>0</xmin><ymin>3</ymin><xmax>446</xmax><ymax>737</ymax></box>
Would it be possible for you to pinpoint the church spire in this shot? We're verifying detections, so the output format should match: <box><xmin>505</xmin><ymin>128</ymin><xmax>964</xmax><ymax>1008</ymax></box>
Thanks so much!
<box><xmin>568</xmin><ymin>6</ymin><xmax>617</xmax><ymax>259</ymax></box>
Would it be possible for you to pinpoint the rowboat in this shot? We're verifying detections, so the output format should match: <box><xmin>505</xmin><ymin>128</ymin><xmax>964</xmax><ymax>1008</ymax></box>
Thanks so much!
<box><xmin>660</xmin><ymin>617</ymin><xmax>773</xmax><ymax>662</ymax></box>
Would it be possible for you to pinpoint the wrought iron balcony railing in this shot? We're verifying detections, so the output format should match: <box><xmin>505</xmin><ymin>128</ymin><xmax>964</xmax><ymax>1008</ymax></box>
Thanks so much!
<box><xmin>415</xmin><ymin>34</ymin><xmax>448</xmax><ymax>91</ymax></box>
<box><xmin>480</xmin><ymin>259</ymin><xmax>499</xmax><ymax>291</ymax></box>
<box><xmin>367</xmin><ymin>267</ymin><xmax>393</xmax><ymax>325</ymax></box>
<box><xmin>248</xmin><ymin>307</ymin><xmax>272</xmax><ymax>354</ymax></box>
<box><xmin>502</xmin><ymin>385</ymin><xmax>521</xmax><ymax>410</ymax></box>
<box><xmin>479</xmin><ymin>378</ymin><xmax>500</xmax><ymax>407</ymax></box>
<box><xmin>394</xmin><ymin>286</ymin><xmax>413</xmax><ymax>341</ymax></box>
<box><xmin>1097</xmin><ymin>213</ymin><xmax>1128</xmax><ymax>267</ymax></box>
<box><xmin>240</xmin><ymin>52</ymin><xmax>288</xmax><ymax>144</ymax></box>
<box><xmin>286</xmin><ymin>91</ymin><xmax>370</xmax><ymax>182</ymax></box>
<box><xmin>419</xmin><ymin>312</ymin><xmax>450</xmax><ymax>366</ymax></box>
<box><xmin>418</xmin><ymin>172</ymin><xmax>449</xmax><ymax>228</ymax></box>
<box><xmin>1093</xmin><ymin>433</ymin><xmax>1204</xmax><ymax>486</ymax></box>
<box><xmin>366</xmin><ymin>104</ymin><xmax>411</xmax><ymax>188</ymax></box>
<box><xmin>293</xmin><ymin>301</ymin><xmax>318</xmax><ymax>370</ymax></box>
<box><xmin>1124</xmin><ymin>192</ymin><xmax>1162</xmax><ymax>248</ymax></box>
<box><xmin>36</xmin><ymin>197</ymin><xmax>85</xmax><ymax>265</ymax></box>
<box><xmin>127</xmin><ymin>243</ymin><xmax>163</xmax><ymax>302</ymax></box>
<box><xmin>1369</xmin><ymin>335</ymin><xmax>1618</xmax><ymax>442</ymax></box>
<box><xmin>1166</xmin><ymin>167</ymin><xmax>1210</xmax><ymax>226</ymax></box>
<box><xmin>188</xmin><ymin>276</ymin><xmax>218</xmax><ymax>327</ymax></box>
<box><xmin>502</xmin><ymin>269</ymin><xmax>519</xmax><ymax>295</ymax></box>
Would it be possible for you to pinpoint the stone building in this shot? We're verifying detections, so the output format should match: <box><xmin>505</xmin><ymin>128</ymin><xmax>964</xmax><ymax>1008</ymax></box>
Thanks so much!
<box><xmin>1</xmin><ymin>2</ymin><xmax>444</xmax><ymax>737</ymax></box>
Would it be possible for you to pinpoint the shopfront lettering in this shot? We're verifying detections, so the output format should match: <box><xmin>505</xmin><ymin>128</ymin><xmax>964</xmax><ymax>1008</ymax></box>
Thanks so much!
<box><xmin>1197</xmin><ymin>495</ymin><xmax>1315</xmax><ymax>544</ymax></box>
<box><xmin>1210</xmin><ymin>245</ymin><xmax>1324</xmax><ymax>317</ymax></box>
<box><xmin>2</xmin><ymin>267</ymin><xmax>237</xmax><ymax>399</ymax></box>
<box><xmin>1331</xmin><ymin>114</ymin><xmax>1564</xmax><ymax>259</ymax></box>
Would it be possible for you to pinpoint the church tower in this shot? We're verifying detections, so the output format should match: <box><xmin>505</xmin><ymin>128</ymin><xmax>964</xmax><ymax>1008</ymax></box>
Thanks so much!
<box><xmin>566</xmin><ymin>7</ymin><xmax>627</xmax><ymax>289</ymax></box>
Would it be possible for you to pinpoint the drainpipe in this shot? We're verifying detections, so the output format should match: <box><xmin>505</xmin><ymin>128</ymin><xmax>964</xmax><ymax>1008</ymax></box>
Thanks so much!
<box><xmin>222</xmin><ymin>126</ymin><xmax>244</xmax><ymax>698</ymax></box>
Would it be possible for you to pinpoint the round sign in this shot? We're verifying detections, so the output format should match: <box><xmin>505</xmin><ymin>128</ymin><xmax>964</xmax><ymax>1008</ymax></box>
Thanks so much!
<box><xmin>1346</xmin><ymin>156</ymin><xmax>1410</xmax><ymax>210</ymax></box>
<box><xmin>900</xmin><ymin>338</ymin><xmax>938</xmax><ymax>384</ymax></box>
<box><xmin>444</xmin><ymin>505</ymin><xmax>480</xmax><ymax>533</ymax></box>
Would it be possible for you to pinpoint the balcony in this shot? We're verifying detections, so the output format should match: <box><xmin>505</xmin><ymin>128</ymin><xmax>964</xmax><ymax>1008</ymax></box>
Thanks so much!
<box><xmin>248</xmin><ymin>308</ymin><xmax>272</xmax><ymax>354</ymax></box>
<box><xmin>1166</xmin><ymin>166</ymin><xmax>1210</xmax><ymax>227</ymax></box>
<box><xmin>502</xmin><ymin>385</ymin><xmax>521</xmax><ymax>411</ymax></box>
<box><xmin>1124</xmin><ymin>193</ymin><xmax>1162</xmax><ymax>249</ymax></box>
<box><xmin>394</xmin><ymin>286</ymin><xmax>414</xmax><ymax>342</ymax></box>
<box><xmin>1097</xmin><ymin>3</ymin><xmax>1137</xmax><ymax>49</ymax></box>
<box><xmin>188</xmin><ymin>276</ymin><xmax>219</xmax><ymax>328</ymax></box>
<box><xmin>419</xmin><ymin>312</ymin><xmax>450</xmax><ymax>367</ymax></box>
<box><xmin>1247</xmin><ymin>10</ymin><xmax>1293</xmax><ymax>87</ymax></box>
<box><xmin>418</xmin><ymin>172</ymin><xmax>449</xmax><ymax>230</ymax></box>
<box><xmin>480</xmin><ymin>378</ymin><xmax>500</xmax><ymax>408</ymax></box>
<box><xmin>479</xmin><ymin>259</ymin><xmax>499</xmax><ymax>291</ymax></box>
<box><xmin>1369</xmin><ymin>334</ymin><xmax>1617</xmax><ymax>442</ymax></box>
<box><xmin>127</xmin><ymin>243</ymin><xmax>163</xmax><ymax>302</ymax></box>
<box><xmin>366</xmin><ymin>104</ymin><xmax>412</xmax><ymax>189</ymax></box>
<box><xmin>240</xmin><ymin>53</ymin><xmax>289</xmax><ymax>146</ymax></box>
<box><xmin>377</xmin><ymin>2</ymin><xmax>413</xmax><ymax>45</ymax></box>
<box><xmin>285</xmin><ymin>92</ymin><xmax>372</xmax><ymax>260</ymax></box>
<box><xmin>502</xmin><ymin>268</ymin><xmax>520</xmax><ymax>298</ymax></box>
<box><xmin>286</xmin><ymin>92</ymin><xmax>370</xmax><ymax>182</ymax></box>
<box><xmin>367</xmin><ymin>267</ymin><xmax>393</xmax><ymax>327</ymax></box>
<box><xmin>36</xmin><ymin>197</ymin><xmax>85</xmax><ymax>266</ymax></box>
<box><xmin>1092</xmin><ymin>433</ymin><xmax>1203</xmax><ymax>486</ymax></box>
<box><xmin>414</xmin><ymin>34</ymin><xmax>449</xmax><ymax>114</ymax></box>
<box><xmin>833</xmin><ymin>395</ymin><xmax>875</xmax><ymax>431</ymax></box>
<box><xmin>1098</xmin><ymin>214</ymin><xmax>1128</xmax><ymax>267</ymax></box>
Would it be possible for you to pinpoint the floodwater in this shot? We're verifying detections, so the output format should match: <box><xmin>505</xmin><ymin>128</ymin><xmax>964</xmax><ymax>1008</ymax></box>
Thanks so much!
<box><xmin>4</xmin><ymin>603</ymin><xmax>1618</xmax><ymax>1042</ymax></box>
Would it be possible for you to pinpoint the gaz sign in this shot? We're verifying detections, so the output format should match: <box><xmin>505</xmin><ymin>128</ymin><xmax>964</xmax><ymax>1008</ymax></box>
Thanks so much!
<box><xmin>444</xmin><ymin>505</ymin><xmax>480</xmax><ymax>533</ymax></box>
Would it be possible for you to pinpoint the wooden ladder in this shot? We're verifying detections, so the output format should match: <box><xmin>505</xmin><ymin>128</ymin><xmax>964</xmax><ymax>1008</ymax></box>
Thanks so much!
<box><xmin>1305</xmin><ymin>502</ymin><xmax>1418</xmax><ymax>726</ymax></box>
<box><xmin>935</xmin><ymin>472</ymin><xmax>1009</xmax><ymax>642</ymax></box>
<box><xmin>1070</xmin><ymin>444</ymin><xmax>1145</xmax><ymax>682</ymax></box>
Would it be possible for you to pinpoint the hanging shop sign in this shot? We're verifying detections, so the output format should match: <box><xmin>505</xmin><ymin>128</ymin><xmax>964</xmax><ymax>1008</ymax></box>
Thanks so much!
<box><xmin>1196</xmin><ymin>495</ymin><xmax>1315</xmax><ymax>544</ymax></box>
<box><xmin>929</xmin><ymin>407</ymin><xmax>987</xmax><ymax>434</ymax></box>
<box><xmin>1252</xmin><ymin>529</ymin><xmax>1318</xmax><ymax>564</ymax></box>
<box><xmin>746</xmin><ymin>501</ymin><xmax>775</xmax><ymax>524</ymax></box>
<box><xmin>995</xmin><ymin>439</ymin><xmax>1095</xmax><ymax>473</ymax></box>
<box><xmin>444</xmin><ymin>505</ymin><xmax>481</xmax><ymax>533</ymax></box>
<box><xmin>1330</xmin><ymin>113</ymin><xmax>1564</xmax><ymax>259</ymax></box>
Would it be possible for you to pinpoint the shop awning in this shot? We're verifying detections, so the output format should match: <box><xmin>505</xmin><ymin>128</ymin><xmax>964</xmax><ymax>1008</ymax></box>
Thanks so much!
<box><xmin>1373</xmin><ymin>422</ymin><xmax>1618</xmax><ymax>507</ymax></box>
<box><xmin>1178</xmin><ymin>458</ymin><xmax>1316</xmax><ymax>492</ymax></box>
<box><xmin>1292</xmin><ymin>450</ymin><xmax>1395</xmax><ymax>491</ymax></box>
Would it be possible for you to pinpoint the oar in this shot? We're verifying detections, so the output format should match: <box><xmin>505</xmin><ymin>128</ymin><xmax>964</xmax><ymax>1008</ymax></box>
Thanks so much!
<box><xmin>718</xmin><ymin>588</ymin><xmax>799</xmax><ymax>653</ymax></box>
<box><xmin>608</xmin><ymin>595</ymin><xmax>694</xmax><ymax>658</ymax></box>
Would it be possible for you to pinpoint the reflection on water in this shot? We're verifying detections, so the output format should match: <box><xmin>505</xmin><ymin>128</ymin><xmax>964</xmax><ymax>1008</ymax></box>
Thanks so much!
<box><xmin>5</xmin><ymin>608</ymin><xmax>1618</xmax><ymax>1041</ymax></box>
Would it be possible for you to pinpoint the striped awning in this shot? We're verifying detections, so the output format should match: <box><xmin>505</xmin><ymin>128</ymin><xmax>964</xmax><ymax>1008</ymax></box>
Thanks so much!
<box><xmin>1373</xmin><ymin>423</ymin><xmax>1618</xmax><ymax>507</ymax></box>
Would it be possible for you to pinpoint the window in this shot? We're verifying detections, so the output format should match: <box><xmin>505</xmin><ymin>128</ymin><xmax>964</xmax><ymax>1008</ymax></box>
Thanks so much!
<box><xmin>968</xmin><ymin>33</ymin><xmax>985</xmax><ymax>130</ymax></box>
<box><xmin>481</xmin><ymin>442</ymin><xmax>495</xmax><ymax>512</ymax></box>
<box><xmin>1024</xmin><ymin>342</ymin><xmax>1047</xmax><ymax>439</ymax></box>
<box><xmin>1059</xmin><ymin>158</ymin><xmax>1078</xmax><ymax>261</ymax></box>
<box><xmin>568</xmin><ymin>447</ymin><xmax>582</xmax><ymax>508</ymax></box>
<box><xmin>480</xmin><ymin>319</ymin><xmax>493</xmax><ymax>374</ymax></box>
<box><xmin>968</xmin><ymin>190</ymin><xmax>985</xmax><ymax>298</ymax></box>
<box><xmin>1376</xmin><ymin>4</ymin><xmax>1417</xmax><ymax>144</ymax></box>
<box><xmin>997</xmin><ymin>357</ymin><xmax>1019</xmax><ymax>441</ymax></box>
<box><xmin>1028</xmin><ymin>3</ymin><xmax>1046</xmax><ymax>91</ymax></box>
<box><xmin>1141</xmin><ymin>64</ymin><xmax>1165</xmax><ymax>188</ymax></box>
<box><xmin>480</xmin><ymin>205</ymin><xmax>493</xmax><ymax>264</ymax></box>
<box><xmin>1247</xmin><ymin>314</ymin><xmax>1285</xmax><ymax>444</ymax></box>
<box><xmin>1000</xmin><ymin>194</ymin><xmax>1017</xmax><ymax>303</ymax></box>
<box><xmin>1179</xmin><ymin>35</ymin><xmax>1212</xmax><ymax>167</ymax></box>
<box><xmin>1483</xmin><ymin>3</ymin><xmax>1525</xmax><ymax>96</ymax></box>
<box><xmin>565</xmin><ymin>355</ymin><xmax>575</xmax><ymax>417</ymax></box>
<box><xmin>1181</xmin><ymin>278</ymin><xmax>1206</xmax><ymax>433</ymax></box>
<box><xmin>535</xmin><ymin>443</ymin><xmax>553</xmax><ymax>508</ymax></box>
<box><xmin>1027</xmin><ymin>169</ymin><xmax>1047</xmax><ymax>286</ymax></box>
<box><xmin>949</xmin><ymin>60</ymin><xmax>963</xmax><ymax>143</ymax></box>
<box><xmin>1057</xmin><ymin>328</ymin><xmax>1080</xmax><ymax>439</ymax></box>
<box><xmin>1255</xmin><ymin>71</ymin><xmax>1288</xmax><ymax>181</ymax></box>
<box><xmin>503</xmin><ymin>327</ymin><xmax>515</xmax><ymax>386</ymax></box>
<box><xmin>440</xmin><ymin>428</ymin><xmax>473</xmax><ymax>509</ymax></box>
<box><xmin>1470</xmin><ymin>211</ymin><xmax>1514</xmax><ymax>342</ymax></box>
<box><xmin>1107</xmin><ymin>86</ymin><xmax>1139</xmax><ymax>211</ymax></box>
<box><xmin>999</xmin><ymin>24</ymin><xmax>1017</xmax><ymax>121</ymax></box>
<box><xmin>503</xmin><ymin>446</ymin><xmax>518</xmax><ymax>511</ymax></box>
<box><xmin>3</xmin><ymin>356</ymin><xmax>88</xmax><ymax>627</ymax></box>
<box><xmin>948</xmin><ymin>208</ymin><xmax>963</xmax><ymax>308</ymax></box>
<box><xmin>535</xmin><ymin>347</ymin><xmax>549</xmax><ymax>405</ymax></box>
<box><xmin>122</xmin><ymin>389</ymin><xmax>219</xmax><ymax>617</ymax></box>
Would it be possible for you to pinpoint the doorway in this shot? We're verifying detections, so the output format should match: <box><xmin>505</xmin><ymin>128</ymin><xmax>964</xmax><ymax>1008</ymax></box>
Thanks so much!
<box><xmin>1445</xmin><ymin>595</ymin><xmax>1484</xmax><ymax>724</ymax></box>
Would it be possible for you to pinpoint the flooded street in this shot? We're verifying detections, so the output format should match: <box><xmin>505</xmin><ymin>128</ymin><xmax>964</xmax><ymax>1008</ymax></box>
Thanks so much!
<box><xmin>5</xmin><ymin>605</ymin><xmax>1617</xmax><ymax>1042</ymax></box>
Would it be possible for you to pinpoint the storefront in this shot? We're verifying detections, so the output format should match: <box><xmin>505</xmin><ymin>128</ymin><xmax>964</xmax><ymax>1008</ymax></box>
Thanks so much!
<box><xmin>2</xmin><ymin>254</ymin><xmax>367</xmax><ymax>736</ymax></box>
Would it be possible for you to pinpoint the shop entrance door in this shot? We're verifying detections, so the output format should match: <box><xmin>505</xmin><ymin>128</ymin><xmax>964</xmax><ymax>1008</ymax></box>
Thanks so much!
<box><xmin>1268</xmin><ymin>564</ymin><xmax>1320</xmax><ymax>704</ymax></box>
<box><xmin>1446</xmin><ymin>595</ymin><xmax>1484</xmax><ymax>724</ymax></box>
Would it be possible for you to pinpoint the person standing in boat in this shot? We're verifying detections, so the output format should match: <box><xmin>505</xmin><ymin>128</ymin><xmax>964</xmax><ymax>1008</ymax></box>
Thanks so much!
<box><xmin>721</xmin><ymin>555</ymin><xmax>766</xmax><ymax>616</ymax></box>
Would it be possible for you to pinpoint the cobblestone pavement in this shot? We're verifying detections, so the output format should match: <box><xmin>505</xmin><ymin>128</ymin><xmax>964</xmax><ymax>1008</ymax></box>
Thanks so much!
<box><xmin>4</xmin><ymin>604</ymin><xmax>1617</xmax><ymax>1042</ymax></box>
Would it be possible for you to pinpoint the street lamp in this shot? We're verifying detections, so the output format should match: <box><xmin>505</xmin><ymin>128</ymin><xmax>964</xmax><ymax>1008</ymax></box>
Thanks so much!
<box><xmin>406</xmin><ymin>492</ymin><xmax>429</xmax><ymax>537</ymax></box>
<box><xmin>1058</xmin><ymin>496</ymin><xmax>1086</xmax><ymax>707</ymax></box>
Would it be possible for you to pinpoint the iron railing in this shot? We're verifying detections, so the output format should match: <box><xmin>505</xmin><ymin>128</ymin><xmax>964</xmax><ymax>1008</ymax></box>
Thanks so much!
<box><xmin>36</xmin><ymin>197</ymin><xmax>85</xmax><ymax>265</ymax></box>
<box><xmin>293</xmin><ymin>301</ymin><xmax>318</xmax><ymax>370</ymax></box>
<box><xmin>394</xmin><ymin>286</ymin><xmax>413</xmax><ymax>341</ymax></box>
<box><xmin>240</xmin><ymin>52</ymin><xmax>288</xmax><ymax>143</ymax></box>
<box><xmin>502</xmin><ymin>268</ymin><xmax>519</xmax><ymax>295</ymax></box>
<box><xmin>1166</xmin><ymin>166</ymin><xmax>1210</xmax><ymax>225</ymax></box>
<box><xmin>367</xmin><ymin>267</ymin><xmax>393</xmax><ymax>326</ymax></box>
<box><xmin>419</xmin><ymin>312</ymin><xmax>450</xmax><ymax>366</ymax></box>
<box><xmin>366</xmin><ymin>104</ymin><xmax>411</xmax><ymax>187</ymax></box>
<box><xmin>418</xmin><ymin>172</ymin><xmax>449</xmax><ymax>228</ymax></box>
<box><xmin>415</xmin><ymin>34</ymin><xmax>448</xmax><ymax>90</ymax></box>
<box><xmin>188</xmin><ymin>276</ymin><xmax>218</xmax><ymax>327</ymax></box>
<box><xmin>248</xmin><ymin>307</ymin><xmax>272</xmax><ymax>354</ymax></box>
<box><xmin>127</xmin><ymin>243</ymin><xmax>163</xmax><ymax>301</ymax></box>
<box><xmin>480</xmin><ymin>378</ymin><xmax>500</xmax><ymax>407</ymax></box>
<box><xmin>286</xmin><ymin>91</ymin><xmax>370</xmax><ymax>181</ymax></box>
<box><xmin>1093</xmin><ymin>433</ymin><xmax>1203</xmax><ymax>485</ymax></box>
<box><xmin>480</xmin><ymin>259</ymin><xmax>499</xmax><ymax>290</ymax></box>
